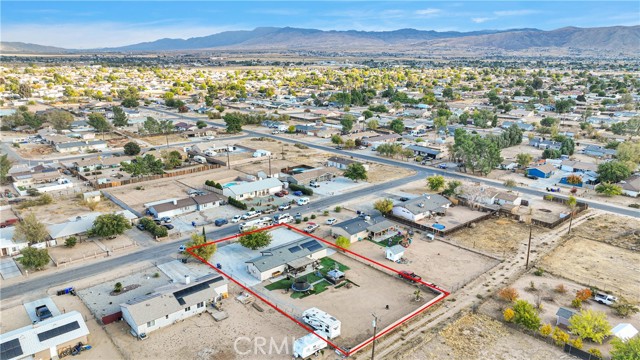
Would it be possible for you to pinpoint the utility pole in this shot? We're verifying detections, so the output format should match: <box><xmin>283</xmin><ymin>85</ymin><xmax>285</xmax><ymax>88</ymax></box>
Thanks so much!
<box><xmin>268</xmin><ymin>155</ymin><xmax>272</xmax><ymax>177</ymax></box>
<box><xmin>226</xmin><ymin>149</ymin><xmax>230</xmax><ymax>169</ymax></box>
<box><xmin>371</xmin><ymin>313</ymin><xmax>378</xmax><ymax>360</ymax></box>
<box><xmin>525</xmin><ymin>208</ymin><xmax>533</xmax><ymax>269</ymax></box>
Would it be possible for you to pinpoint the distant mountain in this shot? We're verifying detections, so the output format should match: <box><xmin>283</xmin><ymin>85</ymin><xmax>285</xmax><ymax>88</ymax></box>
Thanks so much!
<box><xmin>2</xmin><ymin>25</ymin><xmax>638</xmax><ymax>54</ymax></box>
<box><xmin>0</xmin><ymin>41</ymin><xmax>68</xmax><ymax>53</ymax></box>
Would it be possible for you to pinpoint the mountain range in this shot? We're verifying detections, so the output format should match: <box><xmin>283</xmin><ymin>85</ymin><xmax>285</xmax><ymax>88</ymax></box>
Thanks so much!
<box><xmin>2</xmin><ymin>25</ymin><xmax>639</xmax><ymax>54</ymax></box>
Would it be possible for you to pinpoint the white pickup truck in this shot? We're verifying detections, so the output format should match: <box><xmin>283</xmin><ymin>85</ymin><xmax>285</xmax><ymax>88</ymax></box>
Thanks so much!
<box><xmin>594</xmin><ymin>293</ymin><xmax>618</xmax><ymax>306</ymax></box>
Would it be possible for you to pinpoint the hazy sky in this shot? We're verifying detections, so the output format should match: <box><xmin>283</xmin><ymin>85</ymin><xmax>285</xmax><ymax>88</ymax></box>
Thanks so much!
<box><xmin>2</xmin><ymin>1</ymin><xmax>639</xmax><ymax>49</ymax></box>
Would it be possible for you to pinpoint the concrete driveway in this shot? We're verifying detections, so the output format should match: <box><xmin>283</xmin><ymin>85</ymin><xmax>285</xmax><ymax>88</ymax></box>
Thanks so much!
<box><xmin>0</xmin><ymin>257</ymin><xmax>22</xmax><ymax>279</ymax></box>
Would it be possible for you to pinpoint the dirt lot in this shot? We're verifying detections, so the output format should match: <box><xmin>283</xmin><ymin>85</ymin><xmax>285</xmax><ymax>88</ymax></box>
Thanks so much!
<box><xmin>447</xmin><ymin>217</ymin><xmax>548</xmax><ymax>258</ymax></box>
<box><xmin>16</xmin><ymin>195</ymin><xmax>121</xmax><ymax>224</ymax></box>
<box><xmin>15</xmin><ymin>143</ymin><xmax>54</xmax><ymax>157</ymax></box>
<box><xmin>108</xmin><ymin>178</ymin><xmax>194</xmax><ymax>212</ymax></box>
<box><xmin>351</xmin><ymin>237</ymin><xmax>500</xmax><ymax>291</ymax></box>
<box><xmin>143</xmin><ymin>134</ymin><xmax>188</xmax><ymax>146</ymax></box>
<box><xmin>105</xmin><ymin>282</ymin><xmax>308</xmax><ymax>360</ymax></box>
<box><xmin>569</xmin><ymin>213</ymin><xmax>640</xmax><ymax>251</ymax></box>
<box><xmin>540</xmin><ymin>236</ymin><xmax>640</xmax><ymax>302</ymax></box>
<box><xmin>256</xmin><ymin>252</ymin><xmax>437</xmax><ymax>349</ymax></box>
<box><xmin>396</xmin><ymin>313</ymin><xmax>567</xmax><ymax>360</ymax></box>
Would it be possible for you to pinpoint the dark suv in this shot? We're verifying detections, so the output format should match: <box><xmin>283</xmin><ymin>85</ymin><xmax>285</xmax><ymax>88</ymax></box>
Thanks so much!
<box><xmin>214</xmin><ymin>218</ymin><xmax>228</xmax><ymax>227</ymax></box>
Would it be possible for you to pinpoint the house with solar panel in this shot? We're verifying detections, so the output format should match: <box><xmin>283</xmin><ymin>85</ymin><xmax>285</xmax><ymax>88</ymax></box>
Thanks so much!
<box><xmin>120</xmin><ymin>273</ymin><xmax>228</xmax><ymax>337</ymax></box>
<box><xmin>0</xmin><ymin>311</ymin><xmax>89</xmax><ymax>360</ymax></box>
<box><xmin>245</xmin><ymin>238</ymin><xmax>328</xmax><ymax>281</ymax></box>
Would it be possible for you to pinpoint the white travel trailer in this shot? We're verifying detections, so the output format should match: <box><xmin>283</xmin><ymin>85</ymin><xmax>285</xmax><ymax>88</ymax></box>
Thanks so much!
<box><xmin>293</xmin><ymin>333</ymin><xmax>327</xmax><ymax>359</ymax></box>
<box><xmin>301</xmin><ymin>308</ymin><xmax>341</xmax><ymax>339</ymax></box>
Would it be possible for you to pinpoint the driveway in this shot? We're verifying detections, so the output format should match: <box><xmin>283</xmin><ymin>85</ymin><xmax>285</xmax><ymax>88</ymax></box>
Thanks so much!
<box><xmin>0</xmin><ymin>257</ymin><xmax>22</xmax><ymax>280</ymax></box>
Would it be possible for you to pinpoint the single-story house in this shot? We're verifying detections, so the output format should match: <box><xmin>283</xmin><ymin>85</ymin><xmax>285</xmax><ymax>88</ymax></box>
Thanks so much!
<box><xmin>391</xmin><ymin>194</ymin><xmax>451</xmax><ymax>222</ymax></box>
<box><xmin>501</xmin><ymin>121</ymin><xmax>534</xmax><ymax>131</ymax></box>
<box><xmin>530</xmin><ymin>138</ymin><xmax>561</xmax><ymax>151</ymax></box>
<box><xmin>560</xmin><ymin>160</ymin><xmax>598</xmax><ymax>173</ymax></box>
<box><xmin>121</xmin><ymin>274</ymin><xmax>228</xmax><ymax>336</ymax></box>
<box><xmin>55</xmin><ymin>140</ymin><xmax>108</xmax><ymax>153</ymax></box>
<box><xmin>82</xmin><ymin>191</ymin><xmax>101</xmax><ymax>203</ymax></box>
<box><xmin>286</xmin><ymin>168</ymin><xmax>339</xmax><ymax>186</ymax></box>
<box><xmin>182</xmin><ymin>127</ymin><xmax>216</xmax><ymax>138</ymax></box>
<box><xmin>0</xmin><ymin>311</ymin><xmax>90</xmax><ymax>360</ymax></box>
<box><xmin>148</xmin><ymin>193</ymin><xmax>224</xmax><ymax>219</ymax></box>
<box><xmin>74</xmin><ymin>156</ymin><xmax>132</xmax><ymax>172</ymax></box>
<box><xmin>499</xmin><ymin>161</ymin><xmax>518</xmax><ymax>170</ymax></box>
<box><xmin>361</xmin><ymin>134</ymin><xmax>401</xmax><ymax>146</ymax></box>
<box><xmin>405</xmin><ymin>145</ymin><xmax>442</xmax><ymax>160</ymax></box>
<box><xmin>619</xmin><ymin>175</ymin><xmax>640</xmax><ymax>198</ymax></box>
<box><xmin>556</xmin><ymin>307</ymin><xmax>577</xmax><ymax>327</ymax></box>
<box><xmin>495</xmin><ymin>192</ymin><xmax>522</xmax><ymax>206</ymax></box>
<box><xmin>222</xmin><ymin>178</ymin><xmax>283</xmax><ymax>200</ymax></box>
<box><xmin>611</xmin><ymin>323</ymin><xmax>638</xmax><ymax>341</ymax></box>
<box><xmin>12</xmin><ymin>171</ymin><xmax>60</xmax><ymax>188</ymax></box>
<box><xmin>582</xmin><ymin>145</ymin><xmax>617</xmax><ymax>158</ymax></box>
<box><xmin>326</xmin><ymin>157</ymin><xmax>369</xmax><ymax>171</ymax></box>
<box><xmin>173</xmin><ymin>122</ymin><xmax>192</xmax><ymax>132</ymax></box>
<box><xmin>385</xmin><ymin>245</ymin><xmax>405</xmax><ymax>262</ymax></box>
<box><xmin>331</xmin><ymin>217</ymin><xmax>369</xmax><ymax>243</ymax></box>
<box><xmin>0</xmin><ymin>227</ymin><xmax>28</xmax><ymax>257</ymax></box>
<box><xmin>245</xmin><ymin>238</ymin><xmax>328</xmax><ymax>281</ymax></box>
<box><xmin>47</xmin><ymin>211</ymin><xmax>138</xmax><ymax>242</ymax></box>
<box><xmin>526</xmin><ymin>164</ymin><xmax>556</xmax><ymax>179</ymax></box>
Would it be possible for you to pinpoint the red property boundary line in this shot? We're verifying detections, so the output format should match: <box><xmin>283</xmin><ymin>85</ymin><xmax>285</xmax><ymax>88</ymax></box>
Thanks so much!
<box><xmin>186</xmin><ymin>223</ymin><xmax>450</xmax><ymax>357</ymax></box>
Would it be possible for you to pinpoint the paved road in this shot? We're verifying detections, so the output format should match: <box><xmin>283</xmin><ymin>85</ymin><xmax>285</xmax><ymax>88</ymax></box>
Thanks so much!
<box><xmin>0</xmin><ymin>172</ymin><xmax>423</xmax><ymax>299</ymax></box>
<box><xmin>145</xmin><ymin>106</ymin><xmax>639</xmax><ymax>218</ymax></box>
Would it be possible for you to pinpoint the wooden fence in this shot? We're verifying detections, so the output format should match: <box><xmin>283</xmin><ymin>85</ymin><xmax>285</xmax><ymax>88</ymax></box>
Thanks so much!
<box><xmin>386</xmin><ymin>210</ymin><xmax>496</xmax><ymax>237</ymax></box>
<box><xmin>531</xmin><ymin>195</ymin><xmax>589</xmax><ymax>229</ymax></box>
<box><xmin>89</xmin><ymin>164</ymin><xmax>220</xmax><ymax>189</ymax></box>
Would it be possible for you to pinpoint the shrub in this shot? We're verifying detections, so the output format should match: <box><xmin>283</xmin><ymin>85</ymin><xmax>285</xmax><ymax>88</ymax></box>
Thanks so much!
<box><xmin>554</xmin><ymin>284</ymin><xmax>567</xmax><ymax>294</ymax></box>
<box><xmin>612</xmin><ymin>299</ymin><xmax>640</xmax><ymax>318</ymax></box>
<box><xmin>575</xmin><ymin>288</ymin><xmax>592</xmax><ymax>302</ymax></box>
<box><xmin>153</xmin><ymin>272</ymin><xmax>160</xmax><ymax>278</ymax></box>
<box><xmin>572</xmin><ymin>298</ymin><xmax>583</xmax><ymax>309</ymax></box>
<box><xmin>228</xmin><ymin>197</ymin><xmax>247</xmax><ymax>210</ymax></box>
<box><xmin>552</xmin><ymin>327</ymin><xmax>570</xmax><ymax>346</ymax></box>
<box><xmin>310</xmin><ymin>214</ymin><xmax>316</xmax><ymax>219</ymax></box>
<box><xmin>295</xmin><ymin>219</ymin><xmax>301</xmax><ymax>224</ymax></box>
<box><xmin>503</xmin><ymin>308</ymin><xmax>515</xmax><ymax>322</ymax></box>
<box><xmin>303</xmin><ymin>217</ymin><xmax>309</xmax><ymax>222</ymax></box>
<box><xmin>65</xmin><ymin>237</ymin><xmax>77</xmax><ymax>248</ymax></box>
<box><xmin>629</xmin><ymin>203</ymin><xmax>640</xmax><ymax>209</ymax></box>
<box><xmin>533</xmin><ymin>268</ymin><xmax>544</xmax><ymax>276</ymax></box>
<box><xmin>588</xmin><ymin>348</ymin><xmax>602</xmax><ymax>358</ymax></box>
<box><xmin>571</xmin><ymin>338</ymin><xmax>583</xmax><ymax>350</ymax></box>
<box><xmin>498</xmin><ymin>287</ymin><xmax>519</xmax><ymax>302</ymax></box>
<box><xmin>323</xmin><ymin>210</ymin><xmax>329</xmax><ymax>216</ymax></box>
<box><xmin>512</xmin><ymin>300</ymin><xmax>541</xmax><ymax>330</ymax></box>
<box><xmin>288</xmin><ymin>183</ymin><xmax>313</xmax><ymax>196</ymax></box>
<box><xmin>334</xmin><ymin>206</ymin><xmax>342</xmax><ymax>213</ymax></box>
<box><xmin>544</xmin><ymin>195</ymin><xmax>554</xmax><ymax>201</ymax></box>
<box><xmin>114</xmin><ymin>282</ymin><xmax>123</xmax><ymax>293</ymax></box>
<box><xmin>540</xmin><ymin>323</ymin><xmax>553</xmax><ymax>337</ymax></box>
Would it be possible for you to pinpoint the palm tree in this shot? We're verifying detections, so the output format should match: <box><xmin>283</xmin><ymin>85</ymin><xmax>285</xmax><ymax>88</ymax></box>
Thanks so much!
<box><xmin>566</xmin><ymin>195</ymin><xmax>577</xmax><ymax>234</ymax></box>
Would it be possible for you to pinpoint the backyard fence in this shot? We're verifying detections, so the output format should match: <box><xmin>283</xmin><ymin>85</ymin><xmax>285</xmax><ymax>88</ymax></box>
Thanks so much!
<box><xmin>89</xmin><ymin>164</ymin><xmax>220</xmax><ymax>189</ymax></box>
<box><xmin>386</xmin><ymin>210</ymin><xmax>496</xmax><ymax>237</ymax></box>
<box><xmin>531</xmin><ymin>196</ymin><xmax>589</xmax><ymax>229</ymax></box>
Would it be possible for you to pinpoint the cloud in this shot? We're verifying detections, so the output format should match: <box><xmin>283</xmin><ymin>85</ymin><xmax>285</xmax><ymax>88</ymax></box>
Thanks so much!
<box><xmin>471</xmin><ymin>17</ymin><xmax>495</xmax><ymax>24</ymax></box>
<box><xmin>248</xmin><ymin>9</ymin><xmax>304</xmax><ymax>16</ymax></box>
<box><xmin>0</xmin><ymin>22</ymin><xmax>239</xmax><ymax>49</ymax></box>
<box><xmin>415</xmin><ymin>8</ymin><xmax>441</xmax><ymax>16</ymax></box>
<box><xmin>494</xmin><ymin>10</ymin><xmax>540</xmax><ymax>16</ymax></box>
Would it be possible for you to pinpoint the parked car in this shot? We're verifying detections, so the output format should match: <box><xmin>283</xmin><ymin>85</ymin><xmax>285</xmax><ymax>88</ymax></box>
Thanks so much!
<box><xmin>594</xmin><ymin>293</ymin><xmax>618</xmax><ymax>306</ymax></box>
<box><xmin>136</xmin><ymin>223</ymin><xmax>145</xmax><ymax>231</ymax></box>
<box><xmin>35</xmin><ymin>305</ymin><xmax>53</xmax><ymax>321</ymax></box>
<box><xmin>326</xmin><ymin>218</ymin><xmax>337</xmax><ymax>225</ymax></box>
<box><xmin>161</xmin><ymin>217</ymin><xmax>171</xmax><ymax>223</ymax></box>
<box><xmin>231</xmin><ymin>215</ymin><xmax>242</xmax><ymax>223</ymax></box>
<box><xmin>398</xmin><ymin>271</ymin><xmax>422</xmax><ymax>283</ymax></box>
<box><xmin>526</xmin><ymin>174</ymin><xmax>539</xmax><ymax>180</ymax></box>
<box><xmin>304</xmin><ymin>223</ymin><xmax>319</xmax><ymax>233</ymax></box>
<box><xmin>399</xmin><ymin>197</ymin><xmax>410</xmax><ymax>202</ymax></box>
<box><xmin>178</xmin><ymin>245</ymin><xmax>187</xmax><ymax>253</ymax></box>
<box><xmin>438</xmin><ymin>163</ymin><xmax>447</xmax><ymax>169</ymax></box>
<box><xmin>262</xmin><ymin>207</ymin><xmax>276</xmax><ymax>214</ymax></box>
<box><xmin>214</xmin><ymin>218</ymin><xmax>228</xmax><ymax>227</ymax></box>
<box><xmin>280</xmin><ymin>189</ymin><xmax>289</xmax><ymax>195</ymax></box>
<box><xmin>309</xmin><ymin>181</ymin><xmax>320</xmax><ymax>188</ymax></box>
<box><xmin>294</xmin><ymin>213</ymin><xmax>302</xmax><ymax>221</ymax></box>
<box><xmin>153</xmin><ymin>218</ymin><xmax>162</xmax><ymax>224</ymax></box>
<box><xmin>241</xmin><ymin>211</ymin><xmax>260</xmax><ymax>220</ymax></box>
<box><xmin>163</xmin><ymin>224</ymin><xmax>174</xmax><ymax>230</ymax></box>
<box><xmin>272</xmin><ymin>130</ymin><xmax>280</xmax><ymax>134</ymax></box>
<box><xmin>278</xmin><ymin>204</ymin><xmax>292</xmax><ymax>211</ymax></box>
<box><xmin>293</xmin><ymin>190</ymin><xmax>304</xmax><ymax>196</ymax></box>
<box><xmin>275</xmin><ymin>191</ymin><xmax>285</xmax><ymax>197</ymax></box>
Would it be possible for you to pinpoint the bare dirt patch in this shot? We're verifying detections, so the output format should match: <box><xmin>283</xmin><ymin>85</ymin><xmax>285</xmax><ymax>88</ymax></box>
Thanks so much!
<box><xmin>16</xmin><ymin>196</ymin><xmax>121</xmax><ymax>224</ymax></box>
<box><xmin>570</xmin><ymin>213</ymin><xmax>640</xmax><ymax>251</ymax></box>
<box><xmin>143</xmin><ymin>134</ymin><xmax>187</xmax><ymax>146</ymax></box>
<box><xmin>397</xmin><ymin>313</ymin><xmax>566</xmax><ymax>360</ymax></box>
<box><xmin>540</xmin><ymin>236</ymin><xmax>640</xmax><ymax>302</ymax></box>
<box><xmin>15</xmin><ymin>144</ymin><xmax>54</xmax><ymax>157</ymax></box>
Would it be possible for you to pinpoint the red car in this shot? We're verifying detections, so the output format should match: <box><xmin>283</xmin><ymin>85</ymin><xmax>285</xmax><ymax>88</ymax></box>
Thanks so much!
<box><xmin>399</xmin><ymin>271</ymin><xmax>422</xmax><ymax>283</ymax></box>
<box><xmin>275</xmin><ymin>192</ymin><xmax>285</xmax><ymax>197</ymax></box>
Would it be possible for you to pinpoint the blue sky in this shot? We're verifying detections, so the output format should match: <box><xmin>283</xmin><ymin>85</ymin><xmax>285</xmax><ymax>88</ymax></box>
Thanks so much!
<box><xmin>2</xmin><ymin>1</ymin><xmax>639</xmax><ymax>48</ymax></box>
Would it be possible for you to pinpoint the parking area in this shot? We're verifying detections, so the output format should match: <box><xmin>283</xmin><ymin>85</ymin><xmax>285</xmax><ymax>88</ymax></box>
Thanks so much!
<box><xmin>311</xmin><ymin>177</ymin><xmax>370</xmax><ymax>196</ymax></box>
<box><xmin>0</xmin><ymin>257</ymin><xmax>22</xmax><ymax>280</ymax></box>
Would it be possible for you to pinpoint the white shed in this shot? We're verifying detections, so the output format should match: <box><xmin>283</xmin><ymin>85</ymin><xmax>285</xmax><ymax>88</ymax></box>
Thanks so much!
<box><xmin>612</xmin><ymin>323</ymin><xmax>638</xmax><ymax>341</ymax></box>
<box><xmin>385</xmin><ymin>245</ymin><xmax>405</xmax><ymax>262</ymax></box>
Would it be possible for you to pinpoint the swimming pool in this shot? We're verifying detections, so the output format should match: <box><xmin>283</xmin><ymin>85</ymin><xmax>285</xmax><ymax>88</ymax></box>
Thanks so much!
<box><xmin>223</xmin><ymin>182</ymin><xmax>239</xmax><ymax>188</ymax></box>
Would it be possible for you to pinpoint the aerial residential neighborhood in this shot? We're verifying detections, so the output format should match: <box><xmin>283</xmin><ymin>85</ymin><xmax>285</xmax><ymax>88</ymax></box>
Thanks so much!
<box><xmin>0</xmin><ymin>1</ymin><xmax>639</xmax><ymax>360</ymax></box>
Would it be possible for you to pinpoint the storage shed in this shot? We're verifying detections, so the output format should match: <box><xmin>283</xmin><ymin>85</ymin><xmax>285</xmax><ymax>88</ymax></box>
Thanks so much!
<box><xmin>385</xmin><ymin>245</ymin><xmax>405</xmax><ymax>262</ymax></box>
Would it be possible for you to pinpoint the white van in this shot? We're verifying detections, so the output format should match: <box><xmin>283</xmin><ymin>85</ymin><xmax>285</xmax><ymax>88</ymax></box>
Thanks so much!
<box><xmin>193</xmin><ymin>155</ymin><xmax>207</xmax><ymax>164</ymax></box>
<box><xmin>297</xmin><ymin>197</ymin><xmax>310</xmax><ymax>206</ymax></box>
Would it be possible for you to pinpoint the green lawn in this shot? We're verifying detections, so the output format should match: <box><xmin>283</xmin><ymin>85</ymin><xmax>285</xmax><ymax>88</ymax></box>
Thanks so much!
<box><xmin>265</xmin><ymin>279</ymin><xmax>292</xmax><ymax>291</ymax></box>
<box><xmin>264</xmin><ymin>257</ymin><xmax>350</xmax><ymax>299</ymax></box>
<box><xmin>369</xmin><ymin>235</ymin><xmax>403</xmax><ymax>247</ymax></box>
<box><xmin>319</xmin><ymin>257</ymin><xmax>350</xmax><ymax>273</ymax></box>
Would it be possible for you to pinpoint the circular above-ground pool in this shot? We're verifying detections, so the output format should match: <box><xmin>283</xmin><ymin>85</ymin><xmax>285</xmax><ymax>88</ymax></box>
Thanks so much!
<box><xmin>432</xmin><ymin>223</ymin><xmax>446</xmax><ymax>230</ymax></box>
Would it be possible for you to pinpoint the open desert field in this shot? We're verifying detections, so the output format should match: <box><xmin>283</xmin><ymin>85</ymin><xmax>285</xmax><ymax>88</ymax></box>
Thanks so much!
<box><xmin>570</xmin><ymin>213</ymin><xmax>640</xmax><ymax>251</ymax></box>
<box><xmin>16</xmin><ymin>195</ymin><xmax>121</xmax><ymax>224</ymax></box>
<box><xmin>540</xmin><ymin>236</ymin><xmax>640</xmax><ymax>302</ymax></box>
<box><xmin>107</xmin><ymin>179</ymin><xmax>193</xmax><ymax>212</ymax></box>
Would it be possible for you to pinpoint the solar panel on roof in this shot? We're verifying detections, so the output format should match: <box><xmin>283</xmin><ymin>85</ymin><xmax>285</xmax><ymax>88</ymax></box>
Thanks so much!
<box><xmin>173</xmin><ymin>281</ymin><xmax>211</xmax><ymax>306</ymax></box>
<box><xmin>289</xmin><ymin>246</ymin><xmax>302</xmax><ymax>253</ymax></box>
<box><xmin>300</xmin><ymin>240</ymin><xmax>317</xmax><ymax>249</ymax></box>
<box><xmin>306</xmin><ymin>243</ymin><xmax>323</xmax><ymax>252</ymax></box>
<box><xmin>1</xmin><ymin>338</ymin><xmax>23</xmax><ymax>360</ymax></box>
<box><xmin>37</xmin><ymin>321</ymin><xmax>81</xmax><ymax>342</ymax></box>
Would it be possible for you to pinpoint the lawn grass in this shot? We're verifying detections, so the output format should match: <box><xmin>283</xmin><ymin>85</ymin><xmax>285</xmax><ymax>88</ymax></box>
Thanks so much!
<box><xmin>319</xmin><ymin>257</ymin><xmax>350</xmax><ymax>273</ymax></box>
<box><xmin>369</xmin><ymin>235</ymin><xmax>403</xmax><ymax>247</ymax></box>
<box><xmin>265</xmin><ymin>279</ymin><xmax>292</xmax><ymax>291</ymax></box>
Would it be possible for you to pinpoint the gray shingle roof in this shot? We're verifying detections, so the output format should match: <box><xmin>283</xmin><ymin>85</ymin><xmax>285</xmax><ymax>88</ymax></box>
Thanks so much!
<box><xmin>400</xmin><ymin>194</ymin><xmax>451</xmax><ymax>215</ymax></box>
<box><xmin>246</xmin><ymin>237</ymin><xmax>327</xmax><ymax>273</ymax></box>
<box><xmin>556</xmin><ymin>307</ymin><xmax>577</xmax><ymax>320</ymax></box>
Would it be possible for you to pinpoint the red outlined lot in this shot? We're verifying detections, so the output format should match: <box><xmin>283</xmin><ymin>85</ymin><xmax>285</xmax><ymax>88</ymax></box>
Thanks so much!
<box><xmin>187</xmin><ymin>223</ymin><xmax>450</xmax><ymax>357</ymax></box>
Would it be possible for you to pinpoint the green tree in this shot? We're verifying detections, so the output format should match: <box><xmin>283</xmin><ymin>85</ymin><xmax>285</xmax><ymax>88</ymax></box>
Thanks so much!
<box><xmin>442</xmin><ymin>180</ymin><xmax>462</xmax><ymax>196</ymax></box>
<box><xmin>331</xmin><ymin>134</ymin><xmax>344</xmax><ymax>145</ymax></box>
<box><xmin>610</xmin><ymin>122</ymin><xmax>627</xmax><ymax>135</ymax></box>
<box><xmin>287</xmin><ymin>125</ymin><xmax>296</xmax><ymax>133</ymax></box>
<box><xmin>121</xmin><ymin>97</ymin><xmax>139</xmax><ymax>108</ymax></box>
<box><xmin>344</xmin><ymin>139</ymin><xmax>356</xmax><ymax>149</ymax></box>
<box><xmin>540</xmin><ymin>117</ymin><xmax>557</xmax><ymax>127</ymax></box>
<box><xmin>511</xmin><ymin>299</ymin><xmax>541</xmax><ymax>331</ymax></box>
<box><xmin>65</xmin><ymin>237</ymin><xmax>77</xmax><ymax>248</ymax></box>
<box><xmin>567</xmin><ymin>195</ymin><xmax>578</xmax><ymax>234</ymax></box>
<box><xmin>569</xmin><ymin>309</ymin><xmax>612</xmax><ymax>344</ymax></box>
<box><xmin>196</xmin><ymin>120</ymin><xmax>207</xmax><ymax>129</ymax></box>
<box><xmin>162</xmin><ymin>150</ymin><xmax>182</xmax><ymax>170</ymax></box>
<box><xmin>123</xmin><ymin>142</ymin><xmax>141</xmax><ymax>156</ymax></box>
<box><xmin>595</xmin><ymin>183</ymin><xmax>623</xmax><ymax>197</ymax></box>
<box><xmin>516</xmin><ymin>153</ymin><xmax>533</xmax><ymax>168</ymax></box>
<box><xmin>13</xmin><ymin>213</ymin><xmax>48</xmax><ymax>244</ymax></box>
<box><xmin>87</xmin><ymin>112</ymin><xmax>111</xmax><ymax>138</ymax></box>
<box><xmin>239</xmin><ymin>229</ymin><xmax>273</xmax><ymax>250</ymax></box>
<box><xmin>560</xmin><ymin>138</ymin><xmax>575</xmax><ymax>155</ymax></box>
<box><xmin>389</xmin><ymin>118</ymin><xmax>405</xmax><ymax>134</ymax></box>
<box><xmin>340</xmin><ymin>115</ymin><xmax>355</xmax><ymax>133</ymax></box>
<box><xmin>611</xmin><ymin>337</ymin><xmax>640</xmax><ymax>360</ymax></box>
<box><xmin>616</xmin><ymin>141</ymin><xmax>640</xmax><ymax>166</ymax></box>
<box><xmin>0</xmin><ymin>154</ymin><xmax>13</xmax><ymax>185</ymax></box>
<box><xmin>362</xmin><ymin>110</ymin><xmax>374</xmax><ymax>120</ymax></box>
<box><xmin>542</xmin><ymin>149</ymin><xmax>562</xmax><ymax>159</ymax></box>
<box><xmin>373</xmin><ymin>198</ymin><xmax>394</xmax><ymax>214</ymax></box>
<box><xmin>343</xmin><ymin>163</ymin><xmax>368</xmax><ymax>182</ymax></box>
<box><xmin>224</xmin><ymin>113</ymin><xmax>243</xmax><ymax>133</ymax></box>
<box><xmin>120</xmin><ymin>154</ymin><xmax>164</xmax><ymax>176</ymax></box>
<box><xmin>626</xmin><ymin>116</ymin><xmax>640</xmax><ymax>136</ymax></box>
<box><xmin>19</xmin><ymin>247</ymin><xmax>49</xmax><ymax>271</ymax></box>
<box><xmin>597</xmin><ymin>161</ymin><xmax>632</xmax><ymax>183</ymax></box>
<box><xmin>555</xmin><ymin>99</ymin><xmax>576</xmax><ymax>114</ymax></box>
<box><xmin>89</xmin><ymin>214</ymin><xmax>132</xmax><ymax>238</ymax></box>
<box><xmin>112</xmin><ymin>106</ymin><xmax>128</xmax><ymax>127</ymax></box>
<box><xmin>185</xmin><ymin>231</ymin><xmax>217</xmax><ymax>261</ymax></box>
<box><xmin>335</xmin><ymin>236</ymin><xmax>351</xmax><ymax>249</ymax></box>
<box><xmin>47</xmin><ymin>110</ymin><xmax>74</xmax><ymax>133</ymax></box>
<box><xmin>366</xmin><ymin>119</ymin><xmax>379</xmax><ymax>130</ymax></box>
<box><xmin>427</xmin><ymin>175</ymin><xmax>445</xmax><ymax>191</ymax></box>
